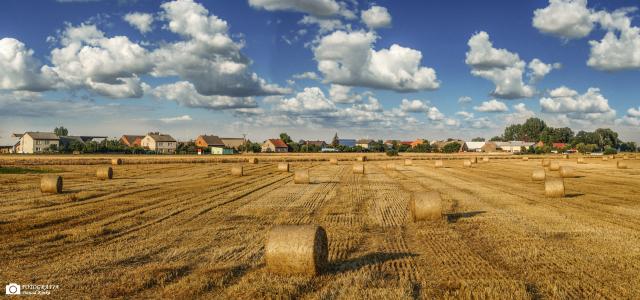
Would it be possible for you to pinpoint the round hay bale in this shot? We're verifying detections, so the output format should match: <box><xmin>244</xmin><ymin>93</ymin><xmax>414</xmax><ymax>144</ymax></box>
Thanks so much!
<box><xmin>96</xmin><ymin>167</ymin><xmax>113</xmax><ymax>180</ymax></box>
<box><xmin>623</xmin><ymin>155</ymin><xmax>629</xmax><ymax>160</ymax></box>
<box><xmin>265</xmin><ymin>225</ymin><xmax>328</xmax><ymax>276</ymax></box>
<box><xmin>231</xmin><ymin>166</ymin><xmax>244</xmax><ymax>176</ymax></box>
<box><xmin>329</xmin><ymin>158</ymin><xmax>338</xmax><ymax>165</ymax></box>
<box><xmin>471</xmin><ymin>157</ymin><xmax>478</xmax><ymax>164</ymax></box>
<box><xmin>482</xmin><ymin>156</ymin><xmax>489</xmax><ymax>162</ymax></box>
<box><xmin>563</xmin><ymin>154</ymin><xmax>569</xmax><ymax>159</ymax></box>
<box><xmin>463</xmin><ymin>160</ymin><xmax>472</xmax><ymax>168</ymax></box>
<box><xmin>356</xmin><ymin>156</ymin><xmax>367</xmax><ymax>162</ymax></box>
<box><xmin>410</xmin><ymin>191</ymin><xmax>442</xmax><ymax>222</ymax></box>
<box><xmin>531</xmin><ymin>169</ymin><xmax>546</xmax><ymax>181</ymax></box>
<box><xmin>542</xmin><ymin>159</ymin><xmax>550</xmax><ymax>167</ymax></box>
<box><xmin>559</xmin><ymin>166</ymin><xmax>576</xmax><ymax>178</ymax></box>
<box><xmin>278</xmin><ymin>163</ymin><xmax>289</xmax><ymax>172</ymax></box>
<box><xmin>577</xmin><ymin>157</ymin><xmax>586</xmax><ymax>164</ymax></box>
<box><xmin>111</xmin><ymin>158</ymin><xmax>123</xmax><ymax>165</ymax></box>
<box><xmin>248</xmin><ymin>157</ymin><xmax>258</xmax><ymax>164</ymax></box>
<box><xmin>404</xmin><ymin>159</ymin><xmax>413</xmax><ymax>166</ymax></box>
<box><xmin>41</xmin><ymin>175</ymin><xmax>63</xmax><ymax>194</ymax></box>
<box><xmin>545</xmin><ymin>177</ymin><xmax>565</xmax><ymax>198</ymax></box>
<box><xmin>434</xmin><ymin>160</ymin><xmax>443</xmax><ymax>168</ymax></box>
<box><xmin>294</xmin><ymin>169</ymin><xmax>310</xmax><ymax>184</ymax></box>
<box><xmin>352</xmin><ymin>164</ymin><xmax>365</xmax><ymax>174</ymax></box>
<box><xmin>522</xmin><ymin>157</ymin><xmax>529</xmax><ymax>161</ymax></box>
<box><xmin>617</xmin><ymin>161</ymin><xmax>628</xmax><ymax>169</ymax></box>
<box><xmin>602</xmin><ymin>156</ymin><xmax>609</xmax><ymax>161</ymax></box>
<box><xmin>549</xmin><ymin>161</ymin><xmax>560</xmax><ymax>171</ymax></box>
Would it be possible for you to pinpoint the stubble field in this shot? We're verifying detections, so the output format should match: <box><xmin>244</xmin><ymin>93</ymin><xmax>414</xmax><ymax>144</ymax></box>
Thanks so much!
<box><xmin>1</xmin><ymin>154</ymin><xmax>639</xmax><ymax>299</ymax></box>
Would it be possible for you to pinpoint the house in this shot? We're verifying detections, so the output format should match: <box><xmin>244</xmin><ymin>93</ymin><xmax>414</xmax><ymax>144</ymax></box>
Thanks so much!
<box><xmin>552</xmin><ymin>143</ymin><xmax>568</xmax><ymax>149</ymax></box>
<box><xmin>463</xmin><ymin>141</ymin><xmax>486</xmax><ymax>152</ymax></box>
<box><xmin>410</xmin><ymin>139</ymin><xmax>426</xmax><ymax>148</ymax></box>
<box><xmin>141</xmin><ymin>132</ymin><xmax>177</xmax><ymax>154</ymax></box>
<box><xmin>221</xmin><ymin>137</ymin><xmax>245</xmax><ymax>150</ymax></box>
<box><xmin>305</xmin><ymin>140</ymin><xmax>327</xmax><ymax>148</ymax></box>
<box><xmin>384</xmin><ymin>140</ymin><xmax>398</xmax><ymax>147</ymax></box>
<box><xmin>356</xmin><ymin>139</ymin><xmax>374</xmax><ymax>149</ymax></box>
<box><xmin>59</xmin><ymin>136</ymin><xmax>85</xmax><ymax>149</ymax></box>
<box><xmin>400</xmin><ymin>141</ymin><xmax>413</xmax><ymax>147</ymax></box>
<box><xmin>120</xmin><ymin>135</ymin><xmax>144</xmax><ymax>147</ymax></box>
<box><xmin>535</xmin><ymin>141</ymin><xmax>545</xmax><ymax>148</ymax></box>
<box><xmin>338</xmin><ymin>139</ymin><xmax>356</xmax><ymax>147</ymax></box>
<box><xmin>496</xmin><ymin>141</ymin><xmax>535</xmax><ymax>153</ymax></box>
<box><xmin>195</xmin><ymin>135</ymin><xmax>225</xmax><ymax>148</ymax></box>
<box><xmin>13</xmin><ymin>132</ymin><xmax>59</xmax><ymax>154</ymax></box>
<box><xmin>261</xmin><ymin>139</ymin><xmax>288</xmax><ymax>152</ymax></box>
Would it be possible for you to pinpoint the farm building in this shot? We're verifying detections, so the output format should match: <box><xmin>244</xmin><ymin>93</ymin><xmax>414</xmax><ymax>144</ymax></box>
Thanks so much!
<box><xmin>13</xmin><ymin>132</ymin><xmax>59</xmax><ymax>154</ymax></box>
<box><xmin>356</xmin><ymin>139</ymin><xmax>374</xmax><ymax>149</ymax></box>
<box><xmin>305</xmin><ymin>140</ymin><xmax>327</xmax><ymax>148</ymax></box>
<box><xmin>120</xmin><ymin>135</ymin><xmax>144</xmax><ymax>147</ymax></box>
<box><xmin>0</xmin><ymin>145</ymin><xmax>13</xmax><ymax>153</ymax></box>
<box><xmin>481</xmin><ymin>142</ymin><xmax>498</xmax><ymax>152</ymax></box>
<box><xmin>141</xmin><ymin>132</ymin><xmax>177</xmax><ymax>154</ymax></box>
<box><xmin>221</xmin><ymin>138</ymin><xmax>245</xmax><ymax>150</ymax></box>
<box><xmin>410</xmin><ymin>139</ymin><xmax>426</xmax><ymax>148</ymax></box>
<box><xmin>338</xmin><ymin>139</ymin><xmax>356</xmax><ymax>147</ymax></box>
<box><xmin>496</xmin><ymin>141</ymin><xmax>535</xmax><ymax>153</ymax></box>
<box><xmin>195</xmin><ymin>135</ymin><xmax>225</xmax><ymax>148</ymax></box>
<box><xmin>261</xmin><ymin>139</ymin><xmax>288</xmax><ymax>152</ymax></box>
<box><xmin>211</xmin><ymin>147</ymin><xmax>234</xmax><ymax>155</ymax></box>
<box><xmin>463</xmin><ymin>141</ymin><xmax>486</xmax><ymax>152</ymax></box>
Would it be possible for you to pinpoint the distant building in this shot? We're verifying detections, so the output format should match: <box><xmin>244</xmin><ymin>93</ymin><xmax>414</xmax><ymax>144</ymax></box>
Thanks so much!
<box><xmin>321</xmin><ymin>147</ymin><xmax>337</xmax><ymax>152</ymax></box>
<box><xmin>120</xmin><ymin>135</ymin><xmax>144</xmax><ymax>147</ymax></box>
<box><xmin>338</xmin><ymin>139</ymin><xmax>356</xmax><ymax>147</ymax></box>
<box><xmin>195</xmin><ymin>135</ymin><xmax>225</xmax><ymax>148</ymax></box>
<box><xmin>410</xmin><ymin>139</ymin><xmax>426</xmax><ymax>148</ymax></box>
<box><xmin>463</xmin><ymin>141</ymin><xmax>486</xmax><ymax>152</ymax></box>
<box><xmin>481</xmin><ymin>142</ymin><xmax>498</xmax><ymax>153</ymax></box>
<box><xmin>221</xmin><ymin>137</ymin><xmax>245</xmax><ymax>150</ymax></box>
<box><xmin>141</xmin><ymin>132</ymin><xmax>177</xmax><ymax>154</ymax></box>
<box><xmin>305</xmin><ymin>140</ymin><xmax>327</xmax><ymax>148</ymax></box>
<box><xmin>496</xmin><ymin>141</ymin><xmax>535</xmax><ymax>153</ymax></box>
<box><xmin>431</xmin><ymin>139</ymin><xmax>465</xmax><ymax>152</ymax></box>
<box><xmin>552</xmin><ymin>143</ymin><xmax>568</xmax><ymax>149</ymax></box>
<box><xmin>356</xmin><ymin>139</ymin><xmax>374</xmax><ymax>149</ymax></box>
<box><xmin>14</xmin><ymin>132</ymin><xmax>59</xmax><ymax>154</ymax></box>
<box><xmin>0</xmin><ymin>145</ymin><xmax>13</xmax><ymax>154</ymax></box>
<box><xmin>261</xmin><ymin>139</ymin><xmax>288</xmax><ymax>152</ymax></box>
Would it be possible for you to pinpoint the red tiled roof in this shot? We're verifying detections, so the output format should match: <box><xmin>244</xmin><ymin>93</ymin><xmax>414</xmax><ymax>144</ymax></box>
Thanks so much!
<box><xmin>269</xmin><ymin>139</ymin><xmax>288</xmax><ymax>148</ymax></box>
<box><xmin>552</xmin><ymin>143</ymin><xmax>567</xmax><ymax>149</ymax></box>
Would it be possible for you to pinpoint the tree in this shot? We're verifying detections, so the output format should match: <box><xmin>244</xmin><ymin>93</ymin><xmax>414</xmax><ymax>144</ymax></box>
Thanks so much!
<box><xmin>594</xmin><ymin>128</ymin><xmax>619</xmax><ymax>149</ymax></box>
<box><xmin>54</xmin><ymin>126</ymin><xmax>68</xmax><ymax>136</ymax></box>
<box><xmin>279</xmin><ymin>133</ymin><xmax>293</xmax><ymax>144</ymax></box>
<box><xmin>520</xmin><ymin>118</ymin><xmax>547</xmax><ymax>142</ymax></box>
<box><xmin>331</xmin><ymin>133</ymin><xmax>339</xmax><ymax>147</ymax></box>
<box><xmin>442</xmin><ymin>142</ymin><xmax>461</xmax><ymax>153</ymax></box>
<box><xmin>471</xmin><ymin>137</ymin><xmax>485</xmax><ymax>142</ymax></box>
<box><xmin>490</xmin><ymin>136</ymin><xmax>503</xmax><ymax>142</ymax></box>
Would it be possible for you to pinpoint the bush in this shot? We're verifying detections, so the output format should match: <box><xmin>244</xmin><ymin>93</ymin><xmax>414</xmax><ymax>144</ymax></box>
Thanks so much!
<box><xmin>604</xmin><ymin>147</ymin><xmax>617</xmax><ymax>155</ymax></box>
<box><xmin>442</xmin><ymin>142</ymin><xmax>461</xmax><ymax>153</ymax></box>
<box><xmin>385</xmin><ymin>149</ymin><xmax>399</xmax><ymax>156</ymax></box>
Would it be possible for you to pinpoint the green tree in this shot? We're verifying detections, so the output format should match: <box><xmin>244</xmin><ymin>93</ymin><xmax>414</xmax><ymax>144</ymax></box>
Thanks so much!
<box><xmin>442</xmin><ymin>142</ymin><xmax>461</xmax><ymax>153</ymax></box>
<box><xmin>489</xmin><ymin>136</ymin><xmax>503</xmax><ymax>142</ymax></box>
<box><xmin>54</xmin><ymin>126</ymin><xmax>69</xmax><ymax>136</ymax></box>
<box><xmin>471</xmin><ymin>137</ymin><xmax>485</xmax><ymax>142</ymax></box>
<box><xmin>279</xmin><ymin>133</ymin><xmax>293</xmax><ymax>144</ymax></box>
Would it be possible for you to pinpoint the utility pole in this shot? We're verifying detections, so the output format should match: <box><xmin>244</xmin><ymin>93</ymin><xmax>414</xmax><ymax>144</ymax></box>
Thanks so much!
<box><xmin>242</xmin><ymin>133</ymin><xmax>247</xmax><ymax>154</ymax></box>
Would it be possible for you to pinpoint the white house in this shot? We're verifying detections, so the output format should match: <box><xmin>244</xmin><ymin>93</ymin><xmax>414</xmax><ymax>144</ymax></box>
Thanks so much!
<box><xmin>14</xmin><ymin>132</ymin><xmax>59</xmax><ymax>154</ymax></box>
<box><xmin>496</xmin><ymin>141</ymin><xmax>535</xmax><ymax>153</ymax></box>
<box><xmin>463</xmin><ymin>141</ymin><xmax>486</xmax><ymax>152</ymax></box>
<box><xmin>141</xmin><ymin>132</ymin><xmax>177</xmax><ymax>154</ymax></box>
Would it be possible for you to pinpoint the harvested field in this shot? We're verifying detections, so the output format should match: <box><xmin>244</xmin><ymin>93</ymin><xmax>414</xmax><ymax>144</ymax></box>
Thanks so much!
<box><xmin>1</xmin><ymin>154</ymin><xmax>640</xmax><ymax>298</ymax></box>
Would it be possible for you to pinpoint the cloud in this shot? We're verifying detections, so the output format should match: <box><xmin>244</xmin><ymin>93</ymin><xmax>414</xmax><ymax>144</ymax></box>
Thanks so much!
<box><xmin>0</xmin><ymin>91</ymin><xmax>106</xmax><ymax>118</ymax></box>
<box><xmin>150</xmin><ymin>81</ymin><xmax>258</xmax><ymax>110</ymax></box>
<box><xmin>532</xmin><ymin>0</ymin><xmax>594</xmax><ymax>39</ymax></box>
<box><xmin>361</xmin><ymin>6</ymin><xmax>392</xmax><ymax>29</ymax></box>
<box><xmin>540</xmin><ymin>86</ymin><xmax>616</xmax><ymax>120</ymax></box>
<box><xmin>124</xmin><ymin>12</ymin><xmax>154</xmax><ymax>34</ymax></box>
<box><xmin>474</xmin><ymin>99</ymin><xmax>509</xmax><ymax>112</ymax></box>
<box><xmin>248</xmin><ymin>0</ymin><xmax>341</xmax><ymax>17</ymax></box>
<box><xmin>159</xmin><ymin>115</ymin><xmax>192</xmax><ymax>123</ymax></box>
<box><xmin>458</xmin><ymin>96</ymin><xmax>472</xmax><ymax>104</ymax></box>
<box><xmin>0</xmin><ymin>38</ymin><xmax>56</xmax><ymax>91</ymax></box>
<box><xmin>426</xmin><ymin>106</ymin><xmax>445</xmax><ymax>121</ymax></box>
<box><xmin>587</xmin><ymin>8</ymin><xmax>640</xmax><ymax>71</ymax></box>
<box><xmin>314</xmin><ymin>30</ymin><xmax>440</xmax><ymax>92</ymax></box>
<box><xmin>151</xmin><ymin>0</ymin><xmax>290</xmax><ymax>97</ymax></box>
<box><xmin>456</xmin><ymin>111</ymin><xmax>474</xmax><ymax>120</ymax></box>
<box><xmin>465</xmin><ymin>31</ymin><xmax>535</xmax><ymax>99</ymax></box>
<box><xmin>299</xmin><ymin>16</ymin><xmax>348</xmax><ymax>35</ymax></box>
<box><xmin>328</xmin><ymin>84</ymin><xmax>364</xmax><ymax>104</ymax></box>
<box><xmin>274</xmin><ymin>87</ymin><xmax>336</xmax><ymax>113</ymax></box>
<box><xmin>527</xmin><ymin>58</ymin><xmax>561</xmax><ymax>83</ymax></box>
<box><xmin>400</xmin><ymin>99</ymin><xmax>430</xmax><ymax>113</ymax></box>
<box><xmin>292</xmin><ymin>71</ymin><xmax>320</xmax><ymax>80</ymax></box>
<box><xmin>48</xmin><ymin>23</ymin><xmax>152</xmax><ymax>98</ymax></box>
<box><xmin>617</xmin><ymin>107</ymin><xmax>640</xmax><ymax>126</ymax></box>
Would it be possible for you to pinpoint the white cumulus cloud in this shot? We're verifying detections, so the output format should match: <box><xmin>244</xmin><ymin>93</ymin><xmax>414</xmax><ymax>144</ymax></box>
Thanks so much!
<box><xmin>532</xmin><ymin>0</ymin><xmax>595</xmax><ymax>39</ymax></box>
<box><xmin>0</xmin><ymin>38</ymin><xmax>56</xmax><ymax>91</ymax></box>
<box><xmin>159</xmin><ymin>115</ymin><xmax>192</xmax><ymax>123</ymax></box>
<box><xmin>124</xmin><ymin>12</ymin><xmax>154</xmax><ymax>34</ymax></box>
<box><xmin>314</xmin><ymin>30</ymin><xmax>440</xmax><ymax>92</ymax></box>
<box><xmin>474</xmin><ymin>99</ymin><xmax>509</xmax><ymax>112</ymax></box>
<box><xmin>361</xmin><ymin>6</ymin><xmax>392</xmax><ymax>29</ymax></box>
<box><xmin>540</xmin><ymin>86</ymin><xmax>616</xmax><ymax>120</ymax></box>
<box><xmin>151</xmin><ymin>81</ymin><xmax>257</xmax><ymax>110</ymax></box>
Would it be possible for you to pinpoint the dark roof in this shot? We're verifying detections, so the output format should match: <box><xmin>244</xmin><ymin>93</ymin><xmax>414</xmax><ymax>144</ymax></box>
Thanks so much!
<box><xmin>59</xmin><ymin>136</ymin><xmax>85</xmax><ymax>144</ymax></box>
<box><xmin>147</xmin><ymin>134</ymin><xmax>176</xmax><ymax>142</ymax></box>
<box><xmin>199</xmin><ymin>135</ymin><xmax>225</xmax><ymax>147</ymax></box>
<box><xmin>26</xmin><ymin>132</ymin><xmax>59</xmax><ymax>140</ymax></box>
<box><xmin>121</xmin><ymin>135</ymin><xmax>144</xmax><ymax>142</ymax></box>
<box><xmin>268</xmin><ymin>139</ymin><xmax>288</xmax><ymax>148</ymax></box>
<box><xmin>356</xmin><ymin>139</ymin><xmax>374</xmax><ymax>144</ymax></box>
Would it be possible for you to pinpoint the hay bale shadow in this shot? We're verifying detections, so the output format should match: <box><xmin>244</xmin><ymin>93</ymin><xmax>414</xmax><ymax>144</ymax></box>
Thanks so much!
<box><xmin>564</xmin><ymin>193</ymin><xmax>584</xmax><ymax>198</ymax></box>
<box><xmin>445</xmin><ymin>210</ymin><xmax>485</xmax><ymax>223</ymax></box>
<box><xmin>327</xmin><ymin>252</ymin><xmax>417</xmax><ymax>274</ymax></box>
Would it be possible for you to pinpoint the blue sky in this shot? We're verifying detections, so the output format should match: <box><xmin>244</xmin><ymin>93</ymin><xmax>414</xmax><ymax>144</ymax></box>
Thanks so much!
<box><xmin>0</xmin><ymin>0</ymin><xmax>639</xmax><ymax>145</ymax></box>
